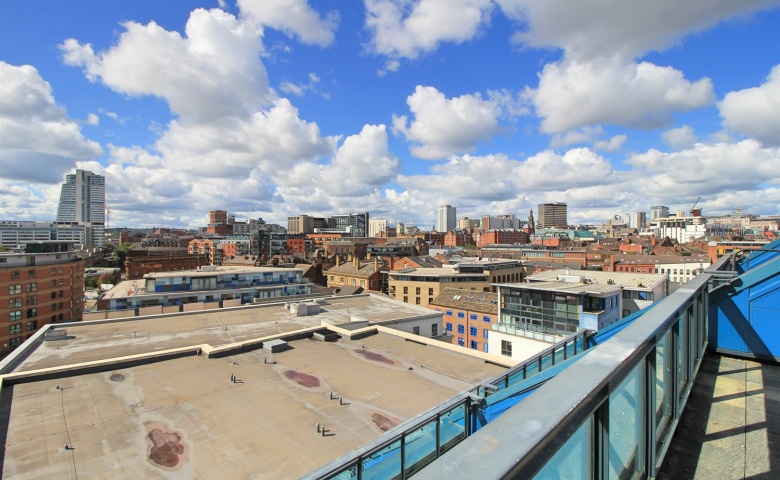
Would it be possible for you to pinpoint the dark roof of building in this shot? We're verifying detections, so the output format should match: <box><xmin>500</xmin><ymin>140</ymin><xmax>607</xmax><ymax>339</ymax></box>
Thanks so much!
<box><xmin>325</xmin><ymin>260</ymin><xmax>383</xmax><ymax>277</ymax></box>
<box><xmin>429</xmin><ymin>288</ymin><xmax>499</xmax><ymax>314</ymax></box>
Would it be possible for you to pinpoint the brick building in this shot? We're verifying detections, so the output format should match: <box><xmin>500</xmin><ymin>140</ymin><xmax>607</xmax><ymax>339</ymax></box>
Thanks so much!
<box><xmin>476</xmin><ymin>229</ymin><xmax>529</xmax><ymax>248</ymax></box>
<box><xmin>429</xmin><ymin>288</ymin><xmax>498</xmax><ymax>352</ymax></box>
<box><xmin>125</xmin><ymin>254</ymin><xmax>207</xmax><ymax>280</ymax></box>
<box><xmin>0</xmin><ymin>251</ymin><xmax>84</xmax><ymax>357</ymax></box>
<box><xmin>325</xmin><ymin>257</ymin><xmax>385</xmax><ymax>292</ymax></box>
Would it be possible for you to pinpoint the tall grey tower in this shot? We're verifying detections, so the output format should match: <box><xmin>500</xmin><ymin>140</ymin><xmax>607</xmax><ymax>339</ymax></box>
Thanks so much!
<box><xmin>437</xmin><ymin>204</ymin><xmax>456</xmax><ymax>232</ymax></box>
<box><xmin>56</xmin><ymin>169</ymin><xmax>106</xmax><ymax>247</ymax></box>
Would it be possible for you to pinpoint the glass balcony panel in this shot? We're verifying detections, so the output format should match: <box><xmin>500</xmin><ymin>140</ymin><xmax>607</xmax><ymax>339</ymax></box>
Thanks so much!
<box><xmin>533</xmin><ymin>415</ymin><xmax>593</xmax><ymax>480</ymax></box>
<box><xmin>678</xmin><ymin>314</ymin><xmax>688</xmax><ymax>398</ymax></box>
<box><xmin>404</xmin><ymin>420</ymin><xmax>438</xmax><ymax>477</ymax></box>
<box><xmin>565</xmin><ymin>339</ymin><xmax>576</xmax><ymax>359</ymax></box>
<box><xmin>439</xmin><ymin>403</ymin><xmax>467</xmax><ymax>455</ymax></box>
<box><xmin>655</xmin><ymin>330</ymin><xmax>673</xmax><ymax>455</ymax></box>
<box><xmin>362</xmin><ymin>439</ymin><xmax>401</xmax><ymax>480</ymax></box>
<box><xmin>554</xmin><ymin>346</ymin><xmax>565</xmax><ymax>364</ymax></box>
<box><xmin>325</xmin><ymin>464</ymin><xmax>358</xmax><ymax>480</ymax></box>
<box><xmin>608</xmin><ymin>363</ymin><xmax>645</xmax><ymax>480</ymax></box>
<box><xmin>526</xmin><ymin>358</ymin><xmax>539</xmax><ymax>378</ymax></box>
<box><xmin>541</xmin><ymin>353</ymin><xmax>553</xmax><ymax>371</ymax></box>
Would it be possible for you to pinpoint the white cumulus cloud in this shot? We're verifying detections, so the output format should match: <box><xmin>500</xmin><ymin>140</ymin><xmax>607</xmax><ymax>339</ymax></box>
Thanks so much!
<box><xmin>528</xmin><ymin>58</ymin><xmax>714</xmax><ymax>133</ymax></box>
<box><xmin>393</xmin><ymin>85</ymin><xmax>503</xmax><ymax>159</ymax></box>
<box><xmin>364</xmin><ymin>0</ymin><xmax>494</xmax><ymax>60</ymax></box>
<box><xmin>237</xmin><ymin>0</ymin><xmax>338</xmax><ymax>46</ymax></box>
<box><xmin>661</xmin><ymin>125</ymin><xmax>697</xmax><ymax>150</ymax></box>
<box><xmin>720</xmin><ymin>64</ymin><xmax>780</xmax><ymax>146</ymax></box>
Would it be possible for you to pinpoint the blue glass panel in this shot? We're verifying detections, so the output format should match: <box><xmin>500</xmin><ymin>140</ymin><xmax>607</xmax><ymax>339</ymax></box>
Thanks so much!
<box><xmin>325</xmin><ymin>464</ymin><xmax>358</xmax><ymax>480</ymax></box>
<box><xmin>608</xmin><ymin>363</ymin><xmax>644</xmax><ymax>480</ymax></box>
<box><xmin>565</xmin><ymin>339</ymin><xmax>575</xmax><ymax>359</ymax></box>
<box><xmin>533</xmin><ymin>416</ymin><xmax>593</xmax><ymax>480</ymax></box>
<box><xmin>526</xmin><ymin>359</ymin><xmax>539</xmax><ymax>378</ymax></box>
<box><xmin>439</xmin><ymin>403</ymin><xmax>467</xmax><ymax>454</ymax></box>
<box><xmin>404</xmin><ymin>420</ymin><xmax>438</xmax><ymax>478</ymax></box>
<box><xmin>553</xmin><ymin>346</ymin><xmax>565</xmax><ymax>365</ymax></box>
<box><xmin>541</xmin><ymin>352</ymin><xmax>553</xmax><ymax>371</ymax></box>
<box><xmin>362</xmin><ymin>439</ymin><xmax>401</xmax><ymax>480</ymax></box>
<box><xmin>655</xmin><ymin>330</ymin><xmax>673</xmax><ymax>455</ymax></box>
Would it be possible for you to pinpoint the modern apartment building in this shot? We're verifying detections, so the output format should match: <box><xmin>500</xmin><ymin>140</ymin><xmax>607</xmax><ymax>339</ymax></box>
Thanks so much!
<box><xmin>97</xmin><ymin>265</ymin><xmax>311</xmax><ymax>312</ymax></box>
<box><xmin>368</xmin><ymin>219</ymin><xmax>388</xmax><ymax>237</ymax></box>
<box><xmin>624</xmin><ymin>211</ymin><xmax>647</xmax><ymax>229</ymax></box>
<box><xmin>0</xmin><ymin>251</ymin><xmax>84</xmax><ymax>357</ymax></box>
<box><xmin>537</xmin><ymin>202</ymin><xmax>568</xmax><ymax>228</ymax></box>
<box><xmin>649</xmin><ymin>205</ymin><xmax>670</xmax><ymax>220</ymax></box>
<box><xmin>437</xmin><ymin>204</ymin><xmax>456</xmax><ymax>232</ymax></box>
<box><xmin>332</xmin><ymin>212</ymin><xmax>369</xmax><ymax>237</ymax></box>
<box><xmin>55</xmin><ymin>169</ymin><xmax>105</xmax><ymax>247</ymax></box>
<box><xmin>288</xmin><ymin>215</ymin><xmax>314</xmax><ymax>234</ymax></box>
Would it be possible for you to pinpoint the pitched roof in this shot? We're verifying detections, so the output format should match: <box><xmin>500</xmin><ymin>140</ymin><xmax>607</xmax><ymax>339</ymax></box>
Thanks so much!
<box><xmin>430</xmin><ymin>288</ymin><xmax>499</xmax><ymax>314</ymax></box>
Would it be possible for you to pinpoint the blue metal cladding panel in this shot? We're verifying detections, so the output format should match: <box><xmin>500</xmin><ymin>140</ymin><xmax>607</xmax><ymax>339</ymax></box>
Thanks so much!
<box><xmin>711</xmin><ymin>255</ymin><xmax>780</xmax><ymax>359</ymax></box>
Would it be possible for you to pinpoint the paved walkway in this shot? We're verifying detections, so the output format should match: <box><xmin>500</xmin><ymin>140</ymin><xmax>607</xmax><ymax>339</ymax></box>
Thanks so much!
<box><xmin>658</xmin><ymin>354</ymin><xmax>780</xmax><ymax>479</ymax></box>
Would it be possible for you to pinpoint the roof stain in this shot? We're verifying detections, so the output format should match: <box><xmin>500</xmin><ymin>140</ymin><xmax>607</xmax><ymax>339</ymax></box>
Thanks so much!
<box><xmin>357</xmin><ymin>350</ymin><xmax>394</xmax><ymax>365</ymax></box>
<box><xmin>284</xmin><ymin>369</ymin><xmax>321</xmax><ymax>388</ymax></box>
<box><xmin>371</xmin><ymin>413</ymin><xmax>398</xmax><ymax>432</ymax></box>
<box><xmin>147</xmin><ymin>429</ymin><xmax>185</xmax><ymax>468</ymax></box>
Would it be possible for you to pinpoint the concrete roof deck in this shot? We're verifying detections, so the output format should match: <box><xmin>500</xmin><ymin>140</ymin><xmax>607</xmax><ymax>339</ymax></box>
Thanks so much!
<box><xmin>1</xmin><ymin>332</ymin><xmax>505</xmax><ymax>479</ymax></box>
<box><xmin>527</xmin><ymin>268</ymin><xmax>666</xmax><ymax>288</ymax></box>
<box><xmin>495</xmin><ymin>280</ymin><xmax>622</xmax><ymax>296</ymax></box>
<box><xmin>13</xmin><ymin>295</ymin><xmax>438</xmax><ymax>373</ymax></box>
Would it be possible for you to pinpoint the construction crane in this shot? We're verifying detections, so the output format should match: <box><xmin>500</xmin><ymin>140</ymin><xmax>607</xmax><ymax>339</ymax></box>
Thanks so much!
<box><xmin>690</xmin><ymin>196</ymin><xmax>702</xmax><ymax>216</ymax></box>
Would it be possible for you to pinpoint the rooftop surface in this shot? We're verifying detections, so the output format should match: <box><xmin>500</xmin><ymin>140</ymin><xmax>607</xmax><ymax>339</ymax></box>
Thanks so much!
<box><xmin>1</xmin><ymin>332</ymin><xmax>505</xmax><ymax>479</ymax></box>
<box><xmin>12</xmin><ymin>295</ymin><xmax>438</xmax><ymax>372</ymax></box>
<box><xmin>658</xmin><ymin>354</ymin><xmax>780</xmax><ymax>479</ymax></box>
<box><xmin>527</xmin><ymin>268</ymin><xmax>666</xmax><ymax>288</ymax></box>
<box><xmin>143</xmin><ymin>265</ymin><xmax>300</xmax><ymax>278</ymax></box>
<box><xmin>494</xmin><ymin>280</ymin><xmax>621</xmax><ymax>296</ymax></box>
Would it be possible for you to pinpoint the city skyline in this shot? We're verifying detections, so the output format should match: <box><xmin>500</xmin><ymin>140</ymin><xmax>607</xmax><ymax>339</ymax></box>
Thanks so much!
<box><xmin>2</xmin><ymin>1</ymin><xmax>780</xmax><ymax>229</ymax></box>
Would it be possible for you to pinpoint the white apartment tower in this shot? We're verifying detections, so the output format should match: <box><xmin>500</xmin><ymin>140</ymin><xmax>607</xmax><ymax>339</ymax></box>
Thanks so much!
<box><xmin>56</xmin><ymin>169</ymin><xmax>105</xmax><ymax>246</ymax></box>
<box><xmin>437</xmin><ymin>205</ymin><xmax>457</xmax><ymax>232</ymax></box>
<box><xmin>369</xmin><ymin>219</ymin><xmax>388</xmax><ymax>237</ymax></box>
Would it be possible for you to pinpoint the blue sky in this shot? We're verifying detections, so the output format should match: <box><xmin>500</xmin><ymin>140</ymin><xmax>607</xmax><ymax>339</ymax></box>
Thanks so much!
<box><xmin>2</xmin><ymin>0</ymin><xmax>780</xmax><ymax>229</ymax></box>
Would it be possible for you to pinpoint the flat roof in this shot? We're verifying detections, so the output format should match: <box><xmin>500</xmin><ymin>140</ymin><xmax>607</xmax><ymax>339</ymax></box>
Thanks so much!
<box><xmin>495</xmin><ymin>280</ymin><xmax>621</xmax><ymax>296</ymax></box>
<box><xmin>527</xmin><ymin>269</ymin><xmax>666</xmax><ymax>289</ymax></box>
<box><xmin>143</xmin><ymin>265</ymin><xmax>300</xmax><ymax>279</ymax></box>
<box><xmin>14</xmin><ymin>295</ymin><xmax>439</xmax><ymax>372</ymax></box>
<box><xmin>387</xmin><ymin>267</ymin><xmax>486</xmax><ymax>278</ymax></box>
<box><xmin>1</xmin><ymin>332</ymin><xmax>505</xmax><ymax>479</ymax></box>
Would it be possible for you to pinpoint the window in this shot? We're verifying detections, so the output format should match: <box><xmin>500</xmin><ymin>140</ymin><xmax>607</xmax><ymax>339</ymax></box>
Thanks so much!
<box><xmin>483</xmin><ymin>315</ymin><xmax>491</xmax><ymax>322</ymax></box>
<box><xmin>10</xmin><ymin>324</ymin><xmax>21</xmax><ymax>335</ymax></box>
<box><xmin>446</xmin><ymin>322</ymin><xmax>453</xmax><ymax>332</ymax></box>
<box><xmin>483</xmin><ymin>329</ymin><xmax>489</xmax><ymax>339</ymax></box>
<box><xmin>11</xmin><ymin>271</ymin><xmax>20</xmax><ymax>279</ymax></box>
<box><xmin>415</xmin><ymin>297</ymin><xmax>421</xmax><ymax>304</ymax></box>
<box><xmin>59</xmin><ymin>267</ymin><xmax>63</xmax><ymax>274</ymax></box>
<box><xmin>51</xmin><ymin>268</ymin><xmax>57</xmax><ymax>275</ymax></box>
<box><xmin>51</xmin><ymin>292</ymin><xmax>57</xmax><ymax>299</ymax></box>
<box><xmin>457</xmin><ymin>312</ymin><xmax>465</xmax><ymax>318</ymax></box>
<box><xmin>10</xmin><ymin>311</ymin><xmax>21</xmax><ymax>322</ymax></box>
<box><xmin>403</xmin><ymin>296</ymin><xmax>408</xmax><ymax>303</ymax></box>
<box><xmin>51</xmin><ymin>280</ymin><xmax>56</xmax><ymax>287</ymax></box>
<box><xmin>501</xmin><ymin>340</ymin><xmax>512</xmax><ymax>357</ymax></box>
<box><xmin>470</xmin><ymin>340</ymin><xmax>478</xmax><ymax>350</ymax></box>
<box><xmin>412</xmin><ymin>326</ymin><xmax>420</xmax><ymax>335</ymax></box>
<box><xmin>457</xmin><ymin>324</ymin><xmax>465</xmax><ymax>334</ymax></box>
<box><xmin>415</xmin><ymin>287</ymin><xmax>420</xmax><ymax>295</ymax></box>
<box><xmin>457</xmin><ymin>338</ymin><xmax>464</xmax><ymax>346</ymax></box>
<box><xmin>637</xmin><ymin>291</ymin><xmax>650</xmax><ymax>301</ymax></box>
<box><xmin>9</xmin><ymin>298</ymin><xmax>21</xmax><ymax>308</ymax></box>
<box><xmin>403</xmin><ymin>286</ymin><xmax>408</xmax><ymax>294</ymax></box>
<box><xmin>470</xmin><ymin>326</ymin><xmax>477</xmax><ymax>336</ymax></box>
<box><xmin>28</xmin><ymin>270</ymin><xmax>36</xmax><ymax>278</ymax></box>
<box><xmin>428</xmin><ymin>288</ymin><xmax>433</xmax><ymax>295</ymax></box>
<box><xmin>27</xmin><ymin>308</ymin><xmax>37</xmax><ymax>318</ymax></box>
<box><xmin>51</xmin><ymin>303</ymin><xmax>57</xmax><ymax>311</ymax></box>
<box><xmin>26</xmin><ymin>283</ymin><xmax>37</xmax><ymax>292</ymax></box>
<box><xmin>9</xmin><ymin>284</ymin><xmax>21</xmax><ymax>295</ymax></box>
<box><xmin>445</xmin><ymin>310</ymin><xmax>452</xmax><ymax>316</ymax></box>
<box><xmin>26</xmin><ymin>296</ymin><xmax>37</xmax><ymax>306</ymax></box>
<box><xmin>431</xmin><ymin>324</ymin><xmax>438</xmax><ymax>336</ymax></box>
<box><xmin>623</xmin><ymin>290</ymin><xmax>631</xmax><ymax>299</ymax></box>
<box><xmin>26</xmin><ymin>321</ymin><xmax>37</xmax><ymax>331</ymax></box>
<box><xmin>470</xmin><ymin>314</ymin><xmax>477</xmax><ymax>320</ymax></box>
<box><xmin>483</xmin><ymin>343</ymin><xmax>489</xmax><ymax>353</ymax></box>
<box><xmin>9</xmin><ymin>337</ymin><xmax>22</xmax><ymax>348</ymax></box>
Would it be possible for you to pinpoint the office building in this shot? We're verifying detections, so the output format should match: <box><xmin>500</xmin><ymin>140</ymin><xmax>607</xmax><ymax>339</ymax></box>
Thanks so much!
<box><xmin>537</xmin><ymin>202</ymin><xmax>568</xmax><ymax>228</ymax></box>
<box><xmin>55</xmin><ymin>169</ymin><xmax>106</xmax><ymax>246</ymax></box>
<box><xmin>623</xmin><ymin>211</ymin><xmax>647</xmax><ymax>229</ymax></box>
<box><xmin>437</xmin><ymin>205</ymin><xmax>456</xmax><ymax>232</ymax></box>
<box><xmin>287</xmin><ymin>215</ymin><xmax>314</xmax><ymax>235</ymax></box>
<box><xmin>368</xmin><ymin>219</ymin><xmax>388</xmax><ymax>238</ymax></box>
<box><xmin>0</xmin><ymin>221</ymin><xmax>86</xmax><ymax>249</ymax></box>
<box><xmin>332</xmin><ymin>213</ymin><xmax>369</xmax><ymax>237</ymax></box>
<box><xmin>649</xmin><ymin>205</ymin><xmax>670</xmax><ymax>220</ymax></box>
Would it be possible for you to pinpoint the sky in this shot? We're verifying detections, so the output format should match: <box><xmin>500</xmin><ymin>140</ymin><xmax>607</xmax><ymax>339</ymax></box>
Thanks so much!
<box><xmin>2</xmin><ymin>0</ymin><xmax>780</xmax><ymax>230</ymax></box>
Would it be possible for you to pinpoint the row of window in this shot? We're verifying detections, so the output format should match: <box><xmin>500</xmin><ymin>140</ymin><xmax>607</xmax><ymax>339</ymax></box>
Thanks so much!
<box><xmin>444</xmin><ymin>310</ymin><xmax>492</xmax><ymax>322</ymax></box>
<box><xmin>403</xmin><ymin>286</ymin><xmax>435</xmax><ymax>295</ymax></box>
<box><xmin>9</xmin><ymin>266</ymin><xmax>69</xmax><ymax>280</ymax></box>
<box><xmin>8</xmin><ymin>281</ymin><xmax>67</xmax><ymax>295</ymax></box>
<box><xmin>9</xmin><ymin>321</ymin><xmax>36</xmax><ymax>335</ymax></box>
<box><xmin>445</xmin><ymin>323</ymin><xmax>491</xmax><ymax>339</ymax></box>
<box><xmin>455</xmin><ymin>337</ymin><xmax>489</xmax><ymax>352</ymax></box>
